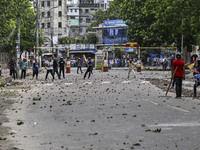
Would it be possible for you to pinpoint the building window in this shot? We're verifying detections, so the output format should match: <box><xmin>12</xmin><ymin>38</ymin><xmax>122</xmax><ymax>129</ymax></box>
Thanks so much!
<box><xmin>79</xmin><ymin>28</ymin><xmax>82</xmax><ymax>33</ymax></box>
<box><xmin>86</xmin><ymin>18</ymin><xmax>90</xmax><ymax>23</ymax></box>
<box><xmin>47</xmin><ymin>22</ymin><xmax>51</xmax><ymax>28</ymax></box>
<box><xmin>58</xmin><ymin>0</ymin><xmax>62</xmax><ymax>6</ymax></box>
<box><xmin>71</xmin><ymin>9</ymin><xmax>73</xmax><ymax>12</ymax></box>
<box><xmin>47</xmin><ymin>1</ymin><xmax>50</xmax><ymax>7</ymax></box>
<box><xmin>41</xmin><ymin>1</ymin><xmax>44</xmax><ymax>7</ymax></box>
<box><xmin>41</xmin><ymin>23</ymin><xmax>45</xmax><ymax>29</ymax></box>
<box><xmin>42</xmin><ymin>12</ymin><xmax>45</xmax><ymax>17</ymax></box>
<box><xmin>79</xmin><ymin>18</ymin><xmax>83</xmax><ymax>23</ymax></box>
<box><xmin>47</xmin><ymin>11</ymin><xmax>51</xmax><ymax>18</ymax></box>
<box><xmin>58</xmin><ymin>11</ymin><xmax>62</xmax><ymax>17</ymax></box>
<box><xmin>79</xmin><ymin>9</ymin><xmax>83</xmax><ymax>13</ymax></box>
<box><xmin>75</xmin><ymin>9</ymin><xmax>77</xmax><ymax>12</ymax></box>
<box><xmin>58</xmin><ymin>22</ymin><xmax>62</xmax><ymax>28</ymax></box>
<box><xmin>85</xmin><ymin>9</ymin><xmax>89</xmax><ymax>13</ymax></box>
<box><xmin>72</xmin><ymin>29</ymin><xmax>75</xmax><ymax>33</ymax></box>
<box><xmin>70</xmin><ymin>16</ymin><xmax>75</xmax><ymax>19</ymax></box>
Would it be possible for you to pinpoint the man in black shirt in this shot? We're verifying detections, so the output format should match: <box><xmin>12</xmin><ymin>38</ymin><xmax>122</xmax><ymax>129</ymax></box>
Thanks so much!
<box><xmin>76</xmin><ymin>58</ymin><xmax>83</xmax><ymax>74</ymax></box>
<box><xmin>59</xmin><ymin>57</ymin><xmax>65</xmax><ymax>79</ymax></box>
<box><xmin>9</xmin><ymin>58</ymin><xmax>16</xmax><ymax>79</ymax></box>
<box><xmin>53</xmin><ymin>58</ymin><xmax>60</xmax><ymax>79</ymax></box>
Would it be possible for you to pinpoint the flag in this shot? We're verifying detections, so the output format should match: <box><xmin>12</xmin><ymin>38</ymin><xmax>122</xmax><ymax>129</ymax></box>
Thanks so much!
<box><xmin>188</xmin><ymin>63</ymin><xmax>195</xmax><ymax>70</ymax></box>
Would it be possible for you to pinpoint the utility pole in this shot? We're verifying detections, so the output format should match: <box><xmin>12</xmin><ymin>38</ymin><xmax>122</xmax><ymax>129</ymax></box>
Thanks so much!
<box><xmin>36</xmin><ymin>0</ymin><xmax>39</xmax><ymax>61</ymax></box>
<box><xmin>16</xmin><ymin>19</ymin><xmax>21</xmax><ymax>78</ymax></box>
<box><xmin>16</xmin><ymin>19</ymin><xmax>21</xmax><ymax>65</ymax></box>
<box><xmin>51</xmin><ymin>0</ymin><xmax>55</xmax><ymax>55</ymax></box>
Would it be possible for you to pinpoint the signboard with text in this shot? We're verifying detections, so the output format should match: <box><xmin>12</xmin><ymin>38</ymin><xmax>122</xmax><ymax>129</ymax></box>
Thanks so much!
<box><xmin>70</xmin><ymin>44</ymin><xmax>95</xmax><ymax>51</ymax></box>
<box><xmin>103</xmin><ymin>20</ymin><xmax>126</xmax><ymax>27</ymax></box>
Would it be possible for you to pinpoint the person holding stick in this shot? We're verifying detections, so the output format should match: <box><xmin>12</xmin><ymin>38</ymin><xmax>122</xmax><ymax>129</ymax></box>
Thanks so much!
<box><xmin>172</xmin><ymin>52</ymin><xmax>185</xmax><ymax>98</ymax></box>
<box><xmin>127</xmin><ymin>59</ymin><xmax>136</xmax><ymax>78</ymax></box>
<box><xmin>83</xmin><ymin>57</ymin><xmax>93</xmax><ymax>79</ymax></box>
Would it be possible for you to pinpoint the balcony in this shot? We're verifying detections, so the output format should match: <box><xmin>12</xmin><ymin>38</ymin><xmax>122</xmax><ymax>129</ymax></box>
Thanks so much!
<box><xmin>78</xmin><ymin>3</ymin><xmax>99</xmax><ymax>7</ymax></box>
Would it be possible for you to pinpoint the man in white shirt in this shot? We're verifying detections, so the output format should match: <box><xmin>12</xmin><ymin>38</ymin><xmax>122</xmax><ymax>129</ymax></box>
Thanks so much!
<box><xmin>45</xmin><ymin>58</ymin><xmax>54</xmax><ymax>80</ymax></box>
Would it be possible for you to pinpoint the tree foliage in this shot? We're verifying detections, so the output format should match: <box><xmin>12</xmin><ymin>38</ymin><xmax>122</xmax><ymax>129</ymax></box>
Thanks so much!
<box><xmin>58</xmin><ymin>33</ymin><xmax>97</xmax><ymax>44</ymax></box>
<box><xmin>0</xmin><ymin>0</ymin><xmax>36</xmax><ymax>54</ymax></box>
<box><xmin>120</xmin><ymin>0</ymin><xmax>200</xmax><ymax>49</ymax></box>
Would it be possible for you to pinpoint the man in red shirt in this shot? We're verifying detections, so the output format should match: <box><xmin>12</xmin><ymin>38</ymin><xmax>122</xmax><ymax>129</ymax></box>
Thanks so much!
<box><xmin>172</xmin><ymin>52</ymin><xmax>185</xmax><ymax>98</ymax></box>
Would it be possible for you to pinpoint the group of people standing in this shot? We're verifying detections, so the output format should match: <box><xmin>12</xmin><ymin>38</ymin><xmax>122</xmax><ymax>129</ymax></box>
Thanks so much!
<box><xmin>43</xmin><ymin>56</ymin><xmax>94</xmax><ymax>80</ymax></box>
<box><xmin>9</xmin><ymin>58</ymin><xmax>29</xmax><ymax>80</ymax></box>
<box><xmin>44</xmin><ymin>57</ymin><xmax>66</xmax><ymax>81</ymax></box>
<box><xmin>7</xmin><ymin>56</ymin><xmax>94</xmax><ymax>81</ymax></box>
<box><xmin>5</xmin><ymin>52</ymin><xmax>200</xmax><ymax>98</ymax></box>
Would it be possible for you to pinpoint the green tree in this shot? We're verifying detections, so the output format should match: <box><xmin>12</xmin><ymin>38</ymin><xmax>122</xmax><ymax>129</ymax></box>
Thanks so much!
<box><xmin>86</xmin><ymin>33</ymin><xmax>97</xmax><ymax>44</ymax></box>
<box><xmin>120</xmin><ymin>0</ymin><xmax>200</xmax><ymax>49</ymax></box>
<box><xmin>0</xmin><ymin>0</ymin><xmax>36</xmax><ymax>54</ymax></box>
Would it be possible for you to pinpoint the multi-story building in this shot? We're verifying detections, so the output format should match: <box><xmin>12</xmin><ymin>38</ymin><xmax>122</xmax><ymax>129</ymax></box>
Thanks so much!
<box><xmin>66</xmin><ymin>0</ymin><xmax>113</xmax><ymax>38</ymax></box>
<box><xmin>36</xmin><ymin>0</ymin><xmax>115</xmax><ymax>44</ymax></box>
<box><xmin>66</xmin><ymin>0</ymin><xmax>99</xmax><ymax>38</ymax></box>
<box><xmin>66</xmin><ymin>1</ymin><xmax>80</xmax><ymax>38</ymax></box>
<box><xmin>78</xmin><ymin>0</ymin><xmax>99</xmax><ymax>37</ymax></box>
<box><xmin>38</xmin><ymin>0</ymin><xmax>67</xmax><ymax>44</ymax></box>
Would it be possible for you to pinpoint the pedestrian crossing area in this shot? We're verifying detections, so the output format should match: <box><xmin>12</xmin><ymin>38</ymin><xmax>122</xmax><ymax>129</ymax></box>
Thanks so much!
<box><xmin>43</xmin><ymin>79</ymin><xmax>150</xmax><ymax>86</ymax></box>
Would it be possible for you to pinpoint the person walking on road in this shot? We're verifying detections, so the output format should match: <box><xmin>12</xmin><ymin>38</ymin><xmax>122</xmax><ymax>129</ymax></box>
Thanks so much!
<box><xmin>45</xmin><ymin>58</ymin><xmax>54</xmax><ymax>81</ymax></box>
<box><xmin>172</xmin><ymin>52</ymin><xmax>185</xmax><ymax>98</ymax></box>
<box><xmin>193</xmin><ymin>70</ymin><xmax>200</xmax><ymax>97</ymax></box>
<box><xmin>32</xmin><ymin>59</ymin><xmax>39</xmax><ymax>80</ymax></box>
<box><xmin>53</xmin><ymin>58</ymin><xmax>60</xmax><ymax>79</ymax></box>
<box><xmin>59</xmin><ymin>57</ymin><xmax>65</xmax><ymax>79</ymax></box>
<box><xmin>128</xmin><ymin>59</ymin><xmax>136</xmax><ymax>78</ymax></box>
<box><xmin>83</xmin><ymin>57</ymin><xmax>93</xmax><ymax>79</ymax></box>
<box><xmin>20</xmin><ymin>58</ymin><xmax>28</xmax><ymax>79</ymax></box>
<box><xmin>9</xmin><ymin>58</ymin><xmax>16</xmax><ymax>80</ymax></box>
<box><xmin>76</xmin><ymin>58</ymin><xmax>83</xmax><ymax>74</ymax></box>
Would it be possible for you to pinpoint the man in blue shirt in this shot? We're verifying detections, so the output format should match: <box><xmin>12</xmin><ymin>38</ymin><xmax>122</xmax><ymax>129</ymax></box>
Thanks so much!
<box><xmin>194</xmin><ymin>70</ymin><xmax>200</xmax><ymax>97</ymax></box>
<box><xmin>83</xmin><ymin>57</ymin><xmax>93</xmax><ymax>79</ymax></box>
<box><xmin>33</xmin><ymin>59</ymin><xmax>39</xmax><ymax>79</ymax></box>
<box><xmin>21</xmin><ymin>58</ymin><xmax>28</xmax><ymax>79</ymax></box>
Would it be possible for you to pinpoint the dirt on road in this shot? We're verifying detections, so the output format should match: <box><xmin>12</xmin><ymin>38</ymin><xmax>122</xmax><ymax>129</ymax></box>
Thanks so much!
<box><xmin>145</xmin><ymin>78</ymin><xmax>196</xmax><ymax>98</ymax></box>
<box><xmin>0</xmin><ymin>82</ymin><xmax>22</xmax><ymax>150</ymax></box>
<box><xmin>0</xmin><ymin>75</ymin><xmax>198</xmax><ymax>150</ymax></box>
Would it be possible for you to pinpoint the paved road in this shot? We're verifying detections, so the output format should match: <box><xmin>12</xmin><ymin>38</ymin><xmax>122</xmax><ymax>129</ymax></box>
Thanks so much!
<box><xmin>3</xmin><ymin>68</ymin><xmax>200</xmax><ymax>150</ymax></box>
